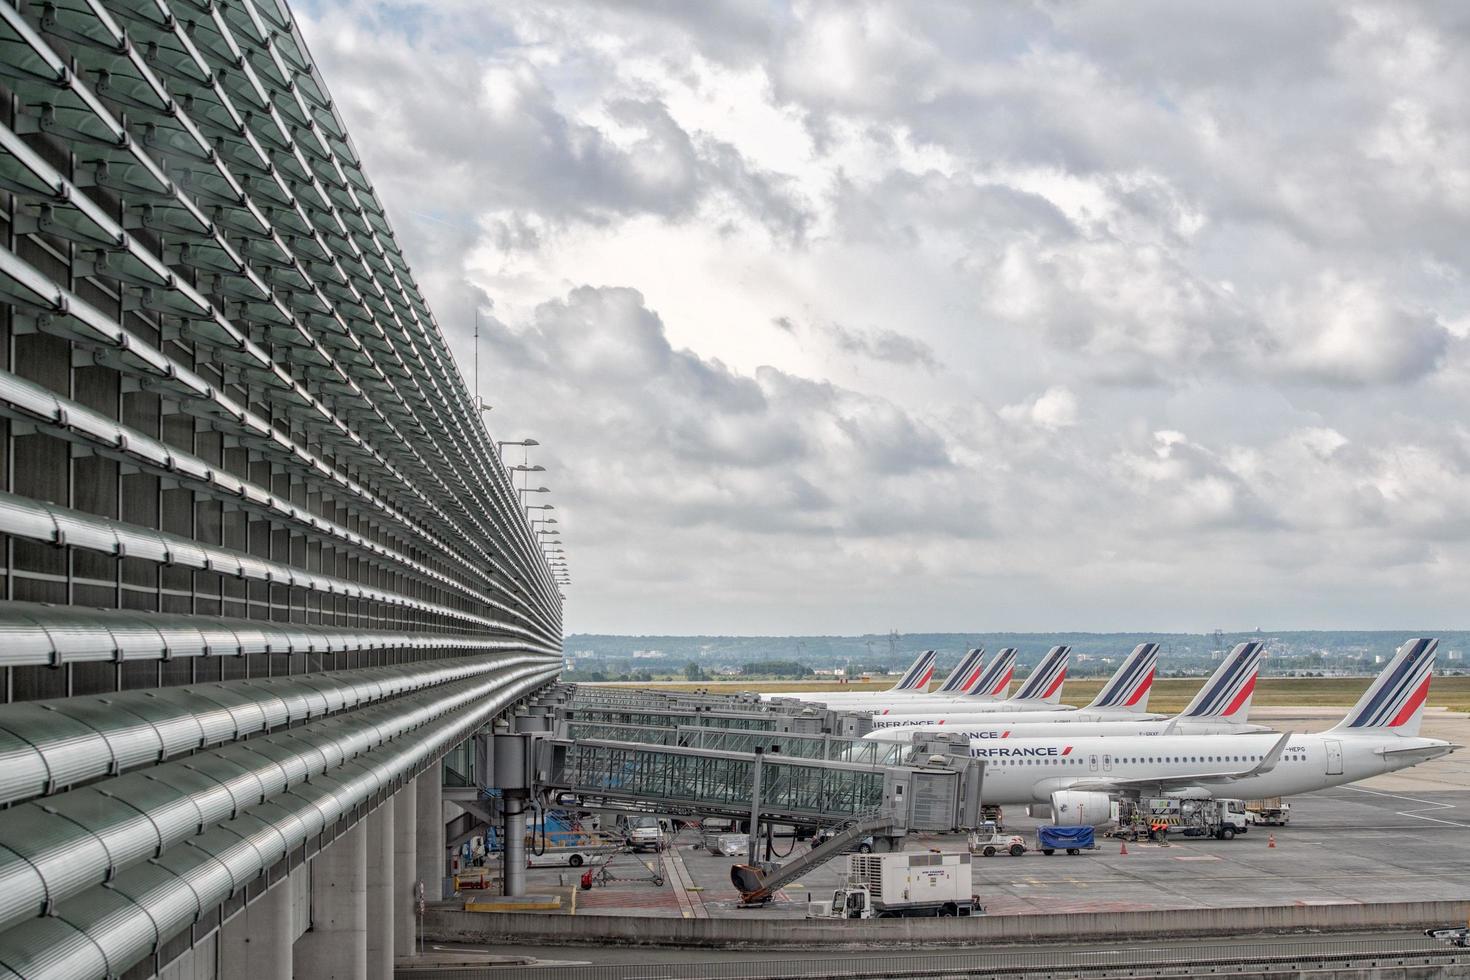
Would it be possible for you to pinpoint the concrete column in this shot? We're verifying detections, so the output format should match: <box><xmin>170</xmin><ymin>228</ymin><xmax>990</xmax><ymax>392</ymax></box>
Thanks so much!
<box><xmin>502</xmin><ymin>795</ymin><xmax>526</xmax><ymax>897</ymax></box>
<box><xmin>365</xmin><ymin>803</ymin><xmax>394</xmax><ymax>980</ymax></box>
<box><xmin>415</xmin><ymin>769</ymin><xmax>444</xmax><ymax>899</ymax></box>
<box><xmin>392</xmin><ymin>784</ymin><xmax>417</xmax><ymax>957</ymax></box>
<box><xmin>294</xmin><ymin>820</ymin><xmax>367</xmax><ymax>979</ymax></box>
<box><xmin>219</xmin><ymin>875</ymin><xmax>292</xmax><ymax>980</ymax></box>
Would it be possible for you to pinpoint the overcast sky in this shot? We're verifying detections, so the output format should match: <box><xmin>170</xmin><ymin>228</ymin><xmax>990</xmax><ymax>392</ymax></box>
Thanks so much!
<box><xmin>297</xmin><ymin>1</ymin><xmax>1470</xmax><ymax>636</ymax></box>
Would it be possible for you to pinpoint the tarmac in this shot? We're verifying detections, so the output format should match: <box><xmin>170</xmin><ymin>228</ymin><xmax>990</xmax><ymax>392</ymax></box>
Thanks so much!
<box><xmin>526</xmin><ymin>708</ymin><xmax>1470</xmax><ymax>920</ymax></box>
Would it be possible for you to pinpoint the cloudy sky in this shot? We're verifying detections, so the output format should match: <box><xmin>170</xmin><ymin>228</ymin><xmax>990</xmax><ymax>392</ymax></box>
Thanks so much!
<box><xmin>297</xmin><ymin>1</ymin><xmax>1470</xmax><ymax>635</ymax></box>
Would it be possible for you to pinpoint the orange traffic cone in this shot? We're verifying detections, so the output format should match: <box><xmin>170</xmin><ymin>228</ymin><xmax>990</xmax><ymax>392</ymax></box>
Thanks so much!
<box><xmin>1120</xmin><ymin>840</ymin><xmax>1129</xmax><ymax>856</ymax></box>
<box><xmin>1268</xmin><ymin>834</ymin><xmax>1276</xmax><ymax>848</ymax></box>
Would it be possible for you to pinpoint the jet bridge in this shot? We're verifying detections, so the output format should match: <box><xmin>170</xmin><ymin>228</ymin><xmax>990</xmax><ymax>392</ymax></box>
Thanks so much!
<box><xmin>565</xmin><ymin>720</ymin><xmax>909</xmax><ymax>766</ymax></box>
<box><xmin>536</xmin><ymin>737</ymin><xmax>981</xmax><ymax>834</ymax></box>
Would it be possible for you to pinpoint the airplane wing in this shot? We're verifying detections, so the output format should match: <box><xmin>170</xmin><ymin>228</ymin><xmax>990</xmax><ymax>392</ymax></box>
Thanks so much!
<box><xmin>1056</xmin><ymin>732</ymin><xmax>1292</xmax><ymax>795</ymax></box>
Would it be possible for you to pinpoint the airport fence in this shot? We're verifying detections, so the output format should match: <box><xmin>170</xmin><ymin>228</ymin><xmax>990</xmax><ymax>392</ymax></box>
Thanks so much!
<box><xmin>398</xmin><ymin>935</ymin><xmax>1467</xmax><ymax>980</ymax></box>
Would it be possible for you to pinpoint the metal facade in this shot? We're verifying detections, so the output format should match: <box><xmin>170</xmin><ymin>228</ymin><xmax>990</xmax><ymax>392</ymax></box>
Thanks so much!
<box><xmin>0</xmin><ymin>0</ymin><xmax>563</xmax><ymax>974</ymax></box>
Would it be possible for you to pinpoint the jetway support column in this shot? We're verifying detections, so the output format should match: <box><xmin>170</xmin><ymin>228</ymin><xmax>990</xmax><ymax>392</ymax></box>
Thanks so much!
<box><xmin>393</xmin><ymin>783</ymin><xmax>418</xmax><ymax>957</ymax></box>
<box><xmin>294</xmin><ymin>819</ymin><xmax>368</xmax><ymax>979</ymax></box>
<box><xmin>366</xmin><ymin>803</ymin><xmax>394</xmax><ymax>980</ymax></box>
<box><xmin>416</xmin><ymin>768</ymin><xmax>445</xmax><ymax>899</ymax></box>
<box><xmin>503</xmin><ymin>796</ymin><xmax>527</xmax><ymax>897</ymax></box>
<box><xmin>218</xmin><ymin>874</ymin><xmax>292</xmax><ymax>980</ymax></box>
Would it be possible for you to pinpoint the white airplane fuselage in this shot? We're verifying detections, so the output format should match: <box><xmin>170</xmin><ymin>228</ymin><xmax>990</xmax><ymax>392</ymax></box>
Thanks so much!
<box><xmin>866</xmin><ymin>717</ymin><xmax>1253</xmax><ymax>742</ymax></box>
<box><xmin>968</xmin><ymin>731</ymin><xmax>1454</xmax><ymax>804</ymax></box>
<box><xmin>866</xmin><ymin>706</ymin><xmax>1160</xmax><ymax>730</ymax></box>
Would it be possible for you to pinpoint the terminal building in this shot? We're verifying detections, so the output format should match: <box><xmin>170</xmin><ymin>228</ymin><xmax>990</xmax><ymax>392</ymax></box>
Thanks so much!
<box><xmin>0</xmin><ymin>0</ymin><xmax>563</xmax><ymax>976</ymax></box>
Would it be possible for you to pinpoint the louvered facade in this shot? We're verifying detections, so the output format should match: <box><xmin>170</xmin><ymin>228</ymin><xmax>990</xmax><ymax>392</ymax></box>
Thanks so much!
<box><xmin>0</xmin><ymin>0</ymin><xmax>563</xmax><ymax>976</ymax></box>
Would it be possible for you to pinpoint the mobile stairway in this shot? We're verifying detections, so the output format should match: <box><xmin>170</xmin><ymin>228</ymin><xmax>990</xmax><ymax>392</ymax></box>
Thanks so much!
<box><xmin>730</xmin><ymin>813</ymin><xmax>896</xmax><ymax>906</ymax></box>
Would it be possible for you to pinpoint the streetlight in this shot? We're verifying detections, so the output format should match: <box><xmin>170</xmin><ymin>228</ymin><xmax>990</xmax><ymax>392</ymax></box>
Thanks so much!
<box><xmin>532</xmin><ymin>517</ymin><xmax>558</xmax><ymax>527</ymax></box>
<box><xmin>517</xmin><ymin>486</ymin><xmax>551</xmax><ymax>497</ymax></box>
<box><xmin>508</xmin><ymin>464</ymin><xmax>545</xmax><ymax>475</ymax></box>
<box><xmin>497</xmin><ymin>438</ymin><xmax>540</xmax><ymax>451</ymax></box>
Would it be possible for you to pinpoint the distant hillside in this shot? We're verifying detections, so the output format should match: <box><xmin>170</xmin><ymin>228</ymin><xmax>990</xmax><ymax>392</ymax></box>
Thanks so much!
<box><xmin>563</xmin><ymin>630</ymin><xmax>1470</xmax><ymax>678</ymax></box>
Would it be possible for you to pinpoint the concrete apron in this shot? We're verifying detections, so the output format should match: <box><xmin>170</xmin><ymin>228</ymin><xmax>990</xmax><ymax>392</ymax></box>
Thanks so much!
<box><xmin>425</xmin><ymin>899</ymin><xmax>1470</xmax><ymax>949</ymax></box>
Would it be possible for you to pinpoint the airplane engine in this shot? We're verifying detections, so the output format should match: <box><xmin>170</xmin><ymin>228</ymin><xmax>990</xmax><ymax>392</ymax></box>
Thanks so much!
<box><xmin>1049</xmin><ymin>790</ymin><xmax>1114</xmax><ymax>827</ymax></box>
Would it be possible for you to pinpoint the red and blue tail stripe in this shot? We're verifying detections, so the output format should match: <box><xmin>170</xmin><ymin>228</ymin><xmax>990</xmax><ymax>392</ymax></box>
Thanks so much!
<box><xmin>1181</xmin><ymin>642</ymin><xmax>1263</xmax><ymax>719</ymax></box>
<box><xmin>934</xmin><ymin>648</ymin><xmax>986</xmax><ymax>694</ymax></box>
<box><xmin>1086</xmin><ymin>643</ymin><xmax>1159</xmax><ymax>710</ymax></box>
<box><xmin>964</xmin><ymin>648</ymin><xmax>1017</xmax><ymax>699</ymax></box>
<box><xmin>889</xmin><ymin>650</ymin><xmax>938</xmax><ymax>691</ymax></box>
<box><xmin>1011</xmin><ymin>646</ymin><xmax>1070</xmax><ymax>702</ymax></box>
<box><xmin>1337</xmin><ymin>638</ymin><xmax>1437</xmax><ymax>731</ymax></box>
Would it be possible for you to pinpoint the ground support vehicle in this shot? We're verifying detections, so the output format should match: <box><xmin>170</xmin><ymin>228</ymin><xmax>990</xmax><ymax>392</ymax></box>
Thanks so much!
<box><xmin>1038</xmin><ymin>825</ymin><xmax>1095</xmax><ymax>855</ymax></box>
<box><xmin>969</xmin><ymin>822</ymin><xmax>1027</xmax><ymax>857</ymax></box>
<box><xmin>811</xmin><ymin>852</ymin><xmax>979</xmax><ymax>919</ymax></box>
<box><xmin>526</xmin><ymin>838</ymin><xmax>621</xmax><ymax>868</ymax></box>
<box><xmin>1114</xmin><ymin>797</ymin><xmax>1250</xmax><ymax>841</ymax></box>
<box><xmin>621</xmin><ymin>815</ymin><xmax>668</xmax><ymax>852</ymax></box>
<box><xmin>1245</xmin><ymin>798</ymin><xmax>1292</xmax><ymax>825</ymax></box>
<box><xmin>1427</xmin><ymin>925</ymin><xmax>1470</xmax><ymax>948</ymax></box>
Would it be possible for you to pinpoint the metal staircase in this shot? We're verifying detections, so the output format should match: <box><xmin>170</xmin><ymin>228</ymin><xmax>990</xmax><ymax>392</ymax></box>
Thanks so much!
<box><xmin>730</xmin><ymin>814</ymin><xmax>897</xmax><ymax>906</ymax></box>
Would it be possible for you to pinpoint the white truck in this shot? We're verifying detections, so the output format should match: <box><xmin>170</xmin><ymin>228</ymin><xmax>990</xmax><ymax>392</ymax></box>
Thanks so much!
<box><xmin>1115</xmin><ymin>797</ymin><xmax>1250</xmax><ymax>840</ymax></box>
<box><xmin>812</xmin><ymin>851</ymin><xmax>978</xmax><ymax>919</ymax></box>
<box><xmin>1245</xmin><ymin>798</ymin><xmax>1292</xmax><ymax>826</ymax></box>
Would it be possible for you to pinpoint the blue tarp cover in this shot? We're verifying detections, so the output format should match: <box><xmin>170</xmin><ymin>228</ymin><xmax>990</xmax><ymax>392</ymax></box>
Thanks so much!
<box><xmin>1038</xmin><ymin>825</ymin><xmax>1095</xmax><ymax>848</ymax></box>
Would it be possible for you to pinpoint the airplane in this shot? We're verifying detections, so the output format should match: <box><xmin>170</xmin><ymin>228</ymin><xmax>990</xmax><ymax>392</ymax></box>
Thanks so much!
<box><xmin>761</xmin><ymin>649</ymin><xmax>940</xmax><ymax>702</ymax></box>
<box><xmin>866</xmin><ymin>643</ymin><xmax>1162</xmax><ymax>726</ymax></box>
<box><xmin>948</xmin><ymin>638</ymin><xmax>1456</xmax><ymax>825</ymax></box>
<box><xmin>762</xmin><ymin>648</ymin><xmax>986</xmax><ymax>704</ymax></box>
<box><xmin>865</xmin><ymin>642</ymin><xmax>1267</xmax><ymax>741</ymax></box>
<box><xmin>789</xmin><ymin>648</ymin><xmax>1020</xmax><ymax>712</ymax></box>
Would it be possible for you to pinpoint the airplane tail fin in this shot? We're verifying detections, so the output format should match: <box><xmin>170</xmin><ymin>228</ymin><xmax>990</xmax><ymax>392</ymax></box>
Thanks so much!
<box><xmin>1084</xmin><ymin>643</ymin><xmax>1159</xmax><ymax>714</ymax></box>
<box><xmin>1009</xmin><ymin>646</ymin><xmax>1071</xmax><ymax>704</ymax></box>
<box><xmin>1331</xmin><ymin>638</ymin><xmax>1438</xmax><ymax>737</ymax></box>
<box><xmin>1176</xmin><ymin>641</ymin><xmax>1264</xmax><ymax>724</ymax></box>
<box><xmin>963</xmin><ymin>648</ymin><xmax>1017</xmax><ymax>700</ymax></box>
<box><xmin>933</xmin><ymin>648</ymin><xmax>985</xmax><ymax>695</ymax></box>
<box><xmin>887</xmin><ymin>650</ymin><xmax>937</xmax><ymax>692</ymax></box>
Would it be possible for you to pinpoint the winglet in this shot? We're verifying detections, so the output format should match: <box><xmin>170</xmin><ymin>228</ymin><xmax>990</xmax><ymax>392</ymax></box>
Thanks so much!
<box><xmin>1251</xmin><ymin>731</ymin><xmax>1292</xmax><ymax>776</ymax></box>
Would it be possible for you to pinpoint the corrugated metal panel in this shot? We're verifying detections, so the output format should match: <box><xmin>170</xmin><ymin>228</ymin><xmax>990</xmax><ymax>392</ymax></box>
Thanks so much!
<box><xmin>47</xmin><ymin>700</ymin><xmax>163</xmax><ymax>773</ymax></box>
<box><xmin>0</xmin><ymin>805</ymin><xmax>110</xmax><ymax>921</ymax></box>
<box><xmin>0</xmin><ymin>730</ymin><xmax>48</xmax><ymax>804</ymax></box>
<box><xmin>144</xmin><ymin>766</ymin><xmax>239</xmax><ymax>828</ymax></box>
<box><xmin>146</xmin><ymin>689</ymin><xmax>239</xmax><ymax>744</ymax></box>
<box><xmin>246</xmin><ymin>679</ymin><xmax>315</xmax><ymax>724</ymax></box>
<box><xmin>104</xmin><ymin>862</ymin><xmax>201</xmax><ymax>950</ymax></box>
<box><xmin>53</xmin><ymin>884</ymin><xmax>156</xmax><ymax>977</ymax></box>
<box><xmin>180</xmin><ymin>755</ymin><xmax>266</xmax><ymax>815</ymax></box>
<box><xmin>189</xmin><ymin>829</ymin><xmax>262</xmax><ymax>892</ymax></box>
<box><xmin>0</xmin><ymin>706</ymin><xmax>111</xmax><ymax>790</ymax></box>
<box><xmin>110</xmin><ymin>695</ymin><xmax>207</xmax><ymax>758</ymax></box>
<box><xmin>40</xmin><ymin>789</ymin><xmax>161</xmax><ymax>870</ymax></box>
<box><xmin>152</xmin><ymin>846</ymin><xmax>235</xmax><ymax>918</ymax></box>
<box><xmin>0</xmin><ymin>843</ymin><xmax>46</xmax><ymax>929</ymax></box>
<box><xmin>0</xmin><ymin>916</ymin><xmax>108</xmax><ymax>980</ymax></box>
<box><xmin>96</xmin><ymin>772</ymin><xmax>204</xmax><ymax>845</ymax></box>
<box><xmin>225</xmin><ymin>814</ymin><xmax>289</xmax><ymax>875</ymax></box>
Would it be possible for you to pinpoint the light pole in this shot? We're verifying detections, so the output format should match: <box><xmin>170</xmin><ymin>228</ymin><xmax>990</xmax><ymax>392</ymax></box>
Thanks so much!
<box><xmin>507</xmin><ymin>463</ymin><xmax>545</xmax><ymax>495</ymax></box>
<box><xmin>517</xmin><ymin>486</ymin><xmax>551</xmax><ymax>498</ymax></box>
<box><xmin>497</xmin><ymin>438</ymin><xmax>539</xmax><ymax>461</ymax></box>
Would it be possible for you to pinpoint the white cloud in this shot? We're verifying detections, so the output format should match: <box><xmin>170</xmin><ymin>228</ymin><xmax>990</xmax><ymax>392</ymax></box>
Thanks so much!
<box><xmin>296</xmin><ymin>0</ymin><xmax>1470</xmax><ymax>632</ymax></box>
